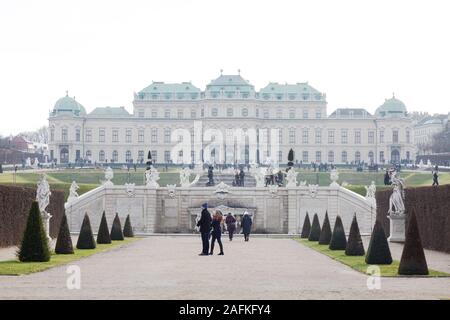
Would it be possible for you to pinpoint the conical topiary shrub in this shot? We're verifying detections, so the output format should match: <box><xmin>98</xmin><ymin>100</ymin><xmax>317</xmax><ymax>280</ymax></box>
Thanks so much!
<box><xmin>123</xmin><ymin>214</ymin><xmax>134</xmax><ymax>237</ymax></box>
<box><xmin>76</xmin><ymin>213</ymin><xmax>96</xmax><ymax>249</ymax></box>
<box><xmin>110</xmin><ymin>213</ymin><xmax>124</xmax><ymax>241</ymax></box>
<box><xmin>329</xmin><ymin>215</ymin><xmax>347</xmax><ymax>250</ymax></box>
<box><xmin>97</xmin><ymin>211</ymin><xmax>111</xmax><ymax>244</ymax></box>
<box><xmin>345</xmin><ymin>213</ymin><xmax>365</xmax><ymax>256</ymax></box>
<box><xmin>318</xmin><ymin>211</ymin><xmax>332</xmax><ymax>245</ymax></box>
<box><xmin>55</xmin><ymin>213</ymin><xmax>74</xmax><ymax>254</ymax></box>
<box><xmin>18</xmin><ymin>201</ymin><xmax>51</xmax><ymax>262</ymax></box>
<box><xmin>308</xmin><ymin>213</ymin><xmax>321</xmax><ymax>241</ymax></box>
<box><xmin>300</xmin><ymin>212</ymin><xmax>311</xmax><ymax>238</ymax></box>
<box><xmin>398</xmin><ymin>209</ymin><xmax>428</xmax><ymax>275</ymax></box>
<box><xmin>365</xmin><ymin>220</ymin><xmax>392</xmax><ymax>265</ymax></box>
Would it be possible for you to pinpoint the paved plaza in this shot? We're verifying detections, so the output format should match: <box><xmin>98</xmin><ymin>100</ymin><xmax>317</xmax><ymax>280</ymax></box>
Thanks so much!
<box><xmin>0</xmin><ymin>236</ymin><xmax>449</xmax><ymax>300</ymax></box>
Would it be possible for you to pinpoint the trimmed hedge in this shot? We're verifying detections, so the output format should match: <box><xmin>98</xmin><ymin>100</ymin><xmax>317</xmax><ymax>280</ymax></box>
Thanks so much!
<box><xmin>308</xmin><ymin>214</ymin><xmax>321</xmax><ymax>241</ymax></box>
<box><xmin>300</xmin><ymin>212</ymin><xmax>311</xmax><ymax>238</ymax></box>
<box><xmin>376</xmin><ymin>184</ymin><xmax>450</xmax><ymax>253</ymax></box>
<box><xmin>123</xmin><ymin>214</ymin><xmax>134</xmax><ymax>238</ymax></box>
<box><xmin>318</xmin><ymin>211</ymin><xmax>332</xmax><ymax>245</ymax></box>
<box><xmin>97</xmin><ymin>211</ymin><xmax>111</xmax><ymax>244</ymax></box>
<box><xmin>110</xmin><ymin>213</ymin><xmax>124</xmax><ymax>241</ymax></box>
<box><xmin>55</xmin><ymin>213</ymin><xmax>74</xmax><ymax>254</ymax></box>
<box><xmin>329</xmin><ymin>215</ymin><xmax>347</xmax><ymax>250</ymax></box>
<box><xmin>365</xmin><ymin>220</ymin><xmax>392</xmax><ymax>265</ymax></box>
<box><xmin>0</xmin><ymin>185</ymin><xmax>64</xmax><ymax>247</ymax></box>
<box><xmin>76</xmin><ymin>213</ymin><xmax>96</xmax><ymax>249</ymax></box>
<box><xmin>345</xmin><ymin>214</ymin><xmax>365</xmax><ymax>256</ymax></box>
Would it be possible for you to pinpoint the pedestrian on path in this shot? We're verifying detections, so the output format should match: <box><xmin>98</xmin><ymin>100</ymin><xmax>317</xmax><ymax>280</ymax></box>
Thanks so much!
<box><xmin>225</xmin><ymin>212</ymin><xmax>236</xmax><ymax>241</ymax></box>
<box><xmin>210</xmin><ymin>210</ymin><xmax>224</xmax><ymax>255</ymax></box>
<box><xmin>197</xmin><ymin>203</ymin><xmax>212</xmax><ymax>256</ymax></box>
<box><xmin>432</xmin><ymin>170</ymin><xmax>439</xmax><ymax>186</ymax></box>
<box><xmin>241</xmin><ymin>211</ymin><xmax>252</xmax><ymax>242</ymax></box>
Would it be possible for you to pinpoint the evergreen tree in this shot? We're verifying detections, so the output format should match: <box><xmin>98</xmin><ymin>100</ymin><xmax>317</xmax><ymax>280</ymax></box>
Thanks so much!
<box><xmin>318</xmin><ymin>211</ymin><xmax>332</xmax><ymax>245</ymax></box>
<box><xmin>329</xmin><ymin>215</ymin><xmax>347</xmax><ymax>250</ymax></box>
<box><xmin>287</xmin><ymin>149</ymin><xmax>294</xmax><ymax>167</ymax></box>
<box><xmin>398</xmin><ymin>209</ymin><xmax>429</xmax><ymax>275</ymax></box>
<box><xmin>110</xmin><ymin>213</ymin><xmax>124</xmax><ymax>241</ymax></box>
<box><xmin>18</xmin><ymin>201</ymin><xmax>51</xmax><ymax>262</ymax></box>
<box><xmin>345</xmin><ymin>213</ymin><xmax>365</xmax><ymax>256</ymax></box>
<box><xmin>300</xmin><ymin>212</ymin><xmax>311</xmax><ymax>238</ymax></box>
<box><xmin>97</xmin><ymin>211</ymin><xmax>112</xmax><ymax>244</ymax></box>
<box><xmin>76</xmin><ymin>213</ymin><xmax>96</xmax><ymax>249</ymax></box>
<box><xmin>308</xmin><ymin>213</ymin><xmax>321</xmax><ymax>241</ymax></box>
<box><xmin>123</xmin><ymin>214</ymin><xmax>134</xmax><ymax>238</ymax></box>
<box><xmin>55</xmin><ymin>213</ymin><xmax>74</xmax><ymax>254</ymax></box>
<box><xmin>365</xmin><ymin>220</ymin><xmax>392</xmax><ymax>265</ymax></box>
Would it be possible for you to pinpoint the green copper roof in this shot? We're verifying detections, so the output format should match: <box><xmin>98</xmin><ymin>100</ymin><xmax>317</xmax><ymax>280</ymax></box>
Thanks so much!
<box><xmin>375</xmin><ymin>95</ymin><xmax>407</xmax><ymax>118</ymax></box>
<box><xmin>259</xmin><ymin>82</ymin><xmax>324</xmax><ymax>101</ymax></box>
<box><xmin>207</xmin><ymin>74</ymin><xmax>254</xmax><ymax>88</ymax></box>
<box><xmin>88</xmin><ymin>106</ymin><xmax>131</xmax><ymax>117</ymax></box>
<box><xmin>52</xmin><ymin>93</ymin><xmax>86</xmax><ymax>116</ymax></box>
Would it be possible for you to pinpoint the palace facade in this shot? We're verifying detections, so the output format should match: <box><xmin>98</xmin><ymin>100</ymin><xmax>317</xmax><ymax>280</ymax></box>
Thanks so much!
<box><xmin>48</xmin><ymin>73</ymin><xmax>415</xmax><ymax>165</ymax></box>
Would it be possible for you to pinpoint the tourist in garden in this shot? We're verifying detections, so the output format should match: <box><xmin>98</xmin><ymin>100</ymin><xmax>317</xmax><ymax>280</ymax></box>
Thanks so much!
<box><xmin>239</xmin><ymin>168</ymin><xmax>245</xmax><ymax>187</ymax></box>
<box><xmin>241</xmin><ymin>211</ymin><xmax>252</xmax><ymax>242</ymax></box>
<box><xmin>197</xmin><ymin>203</ymin><xmax>212</xmax><ymax>256</ymax></box>
<box><xmin>432</xmin><ymin>170</ymin><xmax>439</xmax><ymax>186</ymax></box>
<box><xmin>225</xmin><ymin>212</ymin><xmax>237</xmax><ymax>241</ymax></box>
<box><xmin>210</xmin><ymin>210</ymin><xmax>224</xmax><ymax>255</ymax></box>
<box><xmin>384</xmin><ymin>169</ymin><xmax>391</xmax><ymax>185</ymax></box>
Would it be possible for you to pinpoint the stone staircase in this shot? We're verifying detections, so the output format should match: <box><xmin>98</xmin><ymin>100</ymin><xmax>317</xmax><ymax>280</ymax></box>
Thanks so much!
<box><xmin>194</xmin><ymin>174</ymin><xmax>256</xmax><ymax>187</ymax></box>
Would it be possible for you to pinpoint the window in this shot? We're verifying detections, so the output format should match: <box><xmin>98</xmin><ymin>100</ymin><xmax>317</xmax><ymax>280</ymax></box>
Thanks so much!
<box><xmin>112</xmin><ymin>130</ymin><xmax>119</xmax><ymax>142</ymax></box>
<box><xmin>99</xmin><ymin>150</ymin><xmax>105</xmax><ymax>162</ymax></box>
<box><xmin>85</xmin><ymin>150</ymin><xmax>92</xmax><ymax>160</ymax></box>
<box><xmin>406</xmin><ymin>151</ymin><xmax>410</xmax><ymax>160</ymax></box>
<box><xmin>212</xmin><ymin>108</ymin><xmax>218</xmax><ymax>117</ymax></box>
<box><xmin>302</xmin><ymin>129</ymin><xmax>309</xmax><ymax>144</ymax></box>
<box><xmin>164</xmin><ymin>109</ymin><xmax>170</xmax><ymax>118</ymax></box>
<box><xmin>112</xmin><ymin>150</ymin><xmax>118</xmax><ymax>162</ymax></box>
<box><xmin>380</xmin><ymin>151</ymin><xmax>385</xmax><ymax>163</ymax></box>
<box><xmin>164</xmin><ymin>128</ymin><xmax>171</xmax><ymax>143</ymax></box>
<box><xmin>191</xmin><ymin>110</ymin><xmax>197</xmax><ymax>119</ymax></box>
<box><xmin>355</xmin><ymin>151</ymin><xmax>361</xmax><ymax>163</ymax></box>
<box><xmin>368</xmin><ymin>131</ymin><xmax>375</xmax><ymax>144</ymax></box>
<box><xmin>315</xmin><ymin>129</ymin><xmax>322</xmax><ymax>144</ymax></box>
<box><xmin>393</xmin><ymin>130</ymin><xmax>399</xmax><ymax>143</ymax></box>
<box><xmin>406</xmin><ymin>130</ymin><xmax>410</xmax><ymax>144</ymax></box>
<box><xmin>151</xmin><ymin>128</ymin><xmax>158</xmax><ymax>143</ymax></box>
<box><xmin>289</xmin><ymin>128</ymin><xmax>296</xmax><ymax>144</ymax></box>
<box><xmin>303</xmin><ymin>110</ymin><xmax>309</xmax><ymax>119</ymax></box>
<box><xmin>278</xmin><ymin>151</ymin><xmax>283</xmax><ymax>162</ymax></box>
<box><xmin>201</xmin><ymin>109</ymin><xmax>204</xmax><ymax>117</ymax></box>
<box><xmin>289</xmin><ymin>109</ymin><xmax>295</xmax><ymax>119</ymax></box>
<box><xmin>177</xmin><ymin>109</ymin><xmax>183</xmax><ymax>119</ymax></box>
<box><xmin>138</xmin><ymin>109</ymin><xmax>145</xmax><ymax>118</ymax></box>
<box><xmin>50</xmin><ymin>128</ymin><xmax>55</xmax><ymax>142</ymax></box>
<box><xmin>316</xmin><ymin>111</ymin><xmax>322</xmax><ymax>119</ymax></box>
<box><xmin>255</xmin><ymin>108</ymin><xmax>259</xmax><ymax>117</ymax></box>
<box><xmin>138</xmin><ymin>150</ymin><xmax>144</xmax><ymax>162</ymax></box>
<box><xmin>278</xmin><ymin>129</ymin><xmax>283</xmax><ymax>144</ymax></box>
<box><xmin>85</xmin><ymin>129</ymin><xmax>92</xmax><ymax>142</ymax></box>
<box><xmin>61</xmin><ymin>128</ymin><xmax>68</xmax><ymax>142</ymax></box>
<box><xmin>75</xmin><ymin>129</ymin><xmax>81</xmax><ymax>142</ymax></box>
<box><xmin>379</xmin><ymin>130</ymin><xmax>384</xmax><ymax>143</ymax></box>
<box><xmin>125</xmin><ymin>150</ymin><xmax>132</xmax><ymax>163</ymax></box>
<box><xmin>276</xmin><ymin>109</ymin><xmax>282</xmax><ymax>119</ymax></box>
<box><xmin>227</xmin><ymin>108</ymin><xmax>233</xmax><ymax>117</ymax></box>
<box><xmin>315</xmin><ymin>151</ymin><xmax>321</xmax><ymax>163</ymax></box>
<box><xmin>263</xmin><ymin>109</ymin><xmax>269</xmax><ymax>119</ymax></box>
<box><xmin>328</xmin><ymin>151</ymin><xmax>334</xmax><ymax>163</ymax></box>
<box><xmin>242</xmin><ymin>108</ymin><xmax>248</xmax><ymax>117</ymax></box>
<box><xmin>126</xmin><ymin>129</ymin><xmax>132</xmax><ymax>143</ymax></box>
<box><xmin>99</xmin><ymin>129</ymin><xmax>105</xmax><ymax>143</ymax></box>
<box><xmin>302</xmin><ymin>151</ymin><xmax>308</xmax><ymax>162</ymax></box>
<box><xmin>138</xmin><ymin>129</ymin><xmax>144</xmax><ymax>143</ymax></box>
<box><xmin>152</xmin><ymin>150</ymin><xmax>157</xmax><ymax>163</ymax></box>
<box><xmin>341</xmin><ymin>130</ymin><xmax>348</xmax><ymax>144</ymax></box>
<box><xmin>341</xmin><ymin>151</ymin><xmax>347</xmax><ymax>163</ymax></box>
<box><xmin>164</xmin><ymin>150</ymin><xmax>171</xmax><ymax>162</ymax></box>
<box><xmin>151</xmin><ymin>109</ymin><xmax>158</xmax><ymax>118</ymax></box>
<box><xmin>368</xmin><ymin>151</ymin><xmax>374</xmax><ymax>163</ymax></box>
<box><xmin>328</xmin><ymin>130</ymin><xmax>335</xmax><ymax>144</ymax></box>
<box><xmin>354</xmin><ymin>130</ymin><xmax>361</xmax><ymax>144</ymax></box>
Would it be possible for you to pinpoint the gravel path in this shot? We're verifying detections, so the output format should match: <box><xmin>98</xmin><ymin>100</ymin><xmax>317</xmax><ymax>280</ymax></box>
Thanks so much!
<box><xmin>0</xmin><ymin>236</ymin><xmax>449</xmax><ymax>299</ymax></box>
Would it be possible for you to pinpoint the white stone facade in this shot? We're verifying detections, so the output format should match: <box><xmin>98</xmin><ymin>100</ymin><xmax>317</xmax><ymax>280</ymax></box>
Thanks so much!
<box><xmin>48</xmin><ymin>74</ymin><xmax>416</xmax><ymax>165</ymax></box>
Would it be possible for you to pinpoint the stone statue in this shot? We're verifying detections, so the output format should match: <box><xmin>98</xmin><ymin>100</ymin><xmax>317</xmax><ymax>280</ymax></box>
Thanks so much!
<box><xmin>427</xmin><ymin>159</ymin><xmax>432</xmax><ymax>168</ymax></box>
<box><xmin>286</xmin><ymin>169</ymin><xmax>298</xmax><ymax>188</ymax></box>
<box><xmin>215</xmin><ymin>181</ymin><xmax>230</xmax><ymax>200</ymax></box>
<box><xmin>104</xmin><ymin>167</ymin><xmax>114</xmax><ymax>186</ymax></box>
<box><xmin>330</xmin><ymin>168</ymin><xmax>339</xmax><ymax>187</ymax></box>
<box><xmin>299</xmin><ymin>180</ymin><xmax>307</xmax><ymax>186</ymax></box>
<box><xmin>365</xmin><ymin>181</ymin><xmax>376</xmax><ymax>199</ymax></box>
<box><xmin>268</xmin><ymin>184</ymin><xmax>279</xmax><ymax>197</ymax></box>
<box><xmin>308</xmin><ymin>184</ymin><xmax>319</xmax><ymax>198</ymax></box>
<box><xmin>179</xmin><ymin>167</ymin><xmax>192</xmax><ymax>187</ymax></box>
<box><xmin>167</xmin><ymin>184</ymin><xmax>176</xmax><ymax>198</ymax></box>
<box><xmin>388</xmin><ymin>171</ymin><xmax>405</xmax><ymax>216</ymax></box>
<box><xmin>254</xmin><ymin>167</ymin><xmax>266</xmax><ymax>187</ymax></box>
<box><xmin>145</xmin><ymin>166</ymin><xmax>160</xmax><ymax>188</ymax></box>
<box><xmin>418</xmin><ymin>159</ymin><xmax>424</xmax><ymax>169</ymax></box>
<box><xmin>125</xmin><ymin>183</ymin><xmax>136</xmax><ymax>197</ymax></box>
<box><xmin>67</xmin><ymin>181</ymin><xmax>79</xmax><ymax>202</ymax></box>
<box><xmin>36</xmin><ymin>174</ymin><xmax>52</xmax><ymax>240</ymax></box>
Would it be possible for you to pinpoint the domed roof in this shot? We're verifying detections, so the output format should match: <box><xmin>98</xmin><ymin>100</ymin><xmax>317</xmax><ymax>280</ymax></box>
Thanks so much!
<box><xmin>53</xmin><ymin>92</ymin><xmax>86</xmax><ymax>116</ymax></box>
<box><xmin>375</xmin><ymin>94</ymin><xmax>407</xmax><ymax>118</ymax></box>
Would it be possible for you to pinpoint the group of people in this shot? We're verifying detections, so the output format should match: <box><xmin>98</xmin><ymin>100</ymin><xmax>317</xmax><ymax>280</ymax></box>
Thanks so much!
<box><xmin>264</xmin><ymin>166</ymin><xmax>285</xmax><ymax>186</ymax></box>
<box><xmin>233</xmin><ymin>168</ymin><xmax>245</xmax><ymax>186</ymax></box>
<box><xmin>196</xmin><ymin>203</ymin><xmax>253</xmax><ymax>256</ymax></box>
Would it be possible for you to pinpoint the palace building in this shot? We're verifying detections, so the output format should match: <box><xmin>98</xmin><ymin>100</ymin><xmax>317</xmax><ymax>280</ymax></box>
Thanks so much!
<box><xmin>48</xmin><ymin>73</ymin><xmax>415</xmax><ymax>165</ymax></box>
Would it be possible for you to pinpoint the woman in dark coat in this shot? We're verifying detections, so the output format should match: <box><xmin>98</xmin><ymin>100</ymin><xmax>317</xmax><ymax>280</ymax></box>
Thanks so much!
<box><xmin>241</xmin><ymin>211</ymin><xmax>252</xmax><ymax>242</ymax></box>
<box><xmin>210</xmin><ymin>210</ymin><xmax>224</xmax><ymax>255</ymax></box>
<box><xmin>225</xmin><ymin>212</ymin><xmax>237</xmax><ymax>241</ymax></box>
<box><xmin>197</xmin><ymin>203</ymin><xmax>212</xmax><ymax>256</ymax></box>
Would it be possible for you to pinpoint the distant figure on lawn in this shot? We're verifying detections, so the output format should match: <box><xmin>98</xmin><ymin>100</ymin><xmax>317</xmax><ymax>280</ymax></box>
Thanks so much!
<box><xmin>210</xmin><ymin>210</ymin><xmax>224</xmax><ymax>255</ymax></box>
<box><xmin>197</xmin><ymin>203</ymin><xmax>212</xmax><ymax>256</ymax></box>
<box><xmin>432</xmin><ymin>170</ymin><xmax>439</xmax><ymax>186</ymax></box>
<box><xmin>225</xmin><ymin>212</ymin><xmax>237</xmax><ymax>241</ymax></box>
<box><xmin>384</xmin><ymin>169</ymin><xmax>391</xmax><ymax>185</ymax></box>
<box><xmin>241</xmin><ymin>211</ymin><xmax>252</xmax><ymax>242</ymax></box>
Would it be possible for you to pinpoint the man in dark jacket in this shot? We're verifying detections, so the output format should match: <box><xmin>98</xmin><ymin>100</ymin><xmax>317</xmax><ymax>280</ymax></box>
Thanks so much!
<box><xmin>241</xmin><ymin>211</ymin><xmax>253</xmax><ymax>242</ymax></box>
<box><xmin>197</xmin><ymin>203</ymin><xmax>212</xmax><ymax>255</ymax></box>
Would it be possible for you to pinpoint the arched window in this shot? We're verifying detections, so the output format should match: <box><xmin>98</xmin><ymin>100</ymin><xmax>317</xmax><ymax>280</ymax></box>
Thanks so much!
<box><xmin>328</xmin><ymin>151</ymin><xmax>334</xmax><ymax>163</ymax></box>
<box><xmin>125</xmin><ymin>150</ymin><xmax>132</xmax><ymax>163</ymax></box>
<box><xmin>85</xmin><ymin>150</ymin><xmax>92</xmax><ymax>159</ymax></box>
<box><xmin>99</xmin><ymin>150</ymin><xmax>105</xmax><ymax>162</ymax></box>
<box><xmin>112</xmin><ymin>150</ymin><xmax>118</xmax><ymax>163</ymax></box>
<box><xmin>60</xmin><ymin>148</ymin><xmax>69</xmax><ymax>163</ymax></box>
<box><xmin>355</xmin><ymin>151</ymin><xmax>361</xmax><ymax>163</ymax></box>
<box><xmin>368</xmin><ymin>151</ymin><xmax>374</xmax><ymax>163</ymax></box>
<box><xmin>341</xmin><ymin>151</ymin><xmax>347</xmax><ymax>163</ymax></box>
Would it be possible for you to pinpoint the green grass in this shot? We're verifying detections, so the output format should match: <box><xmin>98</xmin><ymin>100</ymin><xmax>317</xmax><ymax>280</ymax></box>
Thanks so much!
<box><xmin>295</xmin><ymin>238</ymin><xmax>449</xmax><ymax>277</ymax></box>
<box><xmin>0</xmin><ymin>238</ymin><xmax>140</xmax><ymax>276</ymax></box>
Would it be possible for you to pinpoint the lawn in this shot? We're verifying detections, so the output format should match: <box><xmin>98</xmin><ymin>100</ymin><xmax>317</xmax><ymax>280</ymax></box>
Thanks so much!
<box><xmin>295</xmin><ymin>238</ymin><xmax>449</xmax><ymax>277</ymax></box>
<box><xmin>0</xmin><ymin>238</ymin><xmax>140</xmax><ymax>276</ymax></box>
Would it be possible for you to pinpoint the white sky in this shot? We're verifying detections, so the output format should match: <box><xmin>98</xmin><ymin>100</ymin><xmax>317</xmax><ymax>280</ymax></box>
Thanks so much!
<box><xmin>1</xmin><ymin>0</ymin><xmax>450</xmax><ymax>136</ymax></box>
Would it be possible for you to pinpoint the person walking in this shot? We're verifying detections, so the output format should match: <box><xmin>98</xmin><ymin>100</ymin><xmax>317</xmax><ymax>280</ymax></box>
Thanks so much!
<box><xmin>239</xmin><ymin>168</ymin><xmax>245</xmax><ymax>187</ymax></box>
<box><xmin>197</xmin><ymin>203</ymin><xmax>212</xmax><ymax>256</ymax></box>
<box><xmin>384</xmin><ymin>169</ymin><xmax>391</xmax><ymax>185</ymax></box>
<box><xmin>225</xmin><ymin>212</ymin><xmax>237</xmax><ymax>241</ymax></box>
<box><xmin>241</xmin><ymin>211</ymin><xmax>252</xmax><ymax>242</ymax></box>
<box><xmin>432</xmin><ymin>170</ymin><xmax>439</xmax><ymax>186</ymax></box>
<box><xmin>210</xmin><ymin>210</ymin><xmax>224</xmax><ymax>255</ymax></box>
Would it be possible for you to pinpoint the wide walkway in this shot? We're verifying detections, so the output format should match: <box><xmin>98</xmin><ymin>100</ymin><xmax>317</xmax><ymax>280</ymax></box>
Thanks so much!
<box><xmin>0</xmin><ymin>236</ymin><xmax>449</xmax><ymax>299</ymax></box>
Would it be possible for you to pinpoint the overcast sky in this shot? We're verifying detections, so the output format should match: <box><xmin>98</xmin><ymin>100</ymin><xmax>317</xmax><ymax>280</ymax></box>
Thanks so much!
<box><xmin>1</xmin><ymin>0</ymin><xmax>449</xmax><ymax>136</ymax></box>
